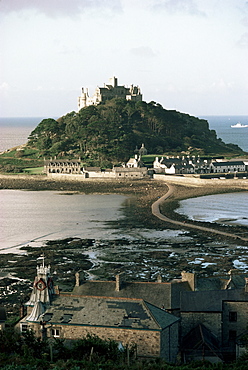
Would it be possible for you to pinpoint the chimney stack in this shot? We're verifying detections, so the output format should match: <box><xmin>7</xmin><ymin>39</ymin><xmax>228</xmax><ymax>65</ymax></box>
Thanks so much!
<box><xmin>245</xmin><ymin>278</ymin><xmax>248</xmax><ymax>293</ymax></box>
<box><xmin>157</xmin><ymin>274</ymin><xmax>162</xmax><ymax>283</ymax></box>
<box><xmin>115</xmin><ymin>272</ymin><xmax>125</xmax><ymax>292</ymax></box>
<box><xmin>75</xmin><ymin>272</ymin><xmax>80</xmax><ymax>287</ymax></box>
<box><xmin>181</xmin><ymin>271</ymin><xmax>196</xmax><ymax>291</ymax></box>
<box><xmin>54</xmin><ymin>285</ymin><xmax>60</xmax><ymax>295</ymax></box>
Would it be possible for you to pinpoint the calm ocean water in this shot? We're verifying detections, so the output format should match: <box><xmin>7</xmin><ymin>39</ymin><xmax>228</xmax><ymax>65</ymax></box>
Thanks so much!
<box><xmin>0</xmin><ymin>116</ymin><xmax>247</xmax><ymax>252</ymax></box>
<box><xmin>0</xmin><ymin>117</ymin><xmax>47</xmax><ymax>152</ymax></box>
<box><xmin>175</xmin><ymin>192</ymin><xmax>248</xmax><ymax>227</ymax></box>
<box><xmin>0</xmin><ymin>190</ymin><xmax>188</xmax><ymax>253</ymax></box>
<box><xmin>0</xmin><ymin>190</ymin><xmax>128</xmax><ymax>252</ymax></box>
<box><xmin>200</xmin><ymin>115</ymin><xmax>248</xmax><ymax>152</ymax></box>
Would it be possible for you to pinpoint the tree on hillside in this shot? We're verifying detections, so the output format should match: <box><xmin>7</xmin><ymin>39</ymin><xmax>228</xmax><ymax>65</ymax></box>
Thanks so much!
<box><xmin>27</xmin><ymin>99</ymin><xmax>244</xmax><ymax>164</ymax></box>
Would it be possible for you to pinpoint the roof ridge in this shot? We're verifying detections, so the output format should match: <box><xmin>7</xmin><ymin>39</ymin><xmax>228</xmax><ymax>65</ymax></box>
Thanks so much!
<box><xmin>60</xmin><ymin>293</ymin><xmax>144</xmax><ymax>302</ymax></box>
<box><xmin>78</xmin><ymin>280</ymin><xmax>171</xmax><ymax>285</ymax></box>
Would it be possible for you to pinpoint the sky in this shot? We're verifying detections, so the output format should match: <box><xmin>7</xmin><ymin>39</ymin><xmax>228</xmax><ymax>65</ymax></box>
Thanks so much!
<box><xmin>1</xmin><ymin>0</ymin><xmax>248</xmax><ymax>118</ymax></box>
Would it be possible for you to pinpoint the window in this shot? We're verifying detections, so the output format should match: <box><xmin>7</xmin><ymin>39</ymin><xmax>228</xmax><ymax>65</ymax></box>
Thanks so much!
<box><xmin>51</xmin><ymin>328</ymin><xmax>60</xmax><ymax>337</ymax></box>
<box><xmin>229</xmin><ymin>330</ymin><xmax>237</xmax><ymax>341</ymax></box>
<box><xmin>21</xmin><ymin>324</ymin><xmax>28</xmax><ymax>333</ymax></box>
<box><xmin>229</xmin><ymin>312</ymin><xmax>237</xmax><ymax>322</ymax></box>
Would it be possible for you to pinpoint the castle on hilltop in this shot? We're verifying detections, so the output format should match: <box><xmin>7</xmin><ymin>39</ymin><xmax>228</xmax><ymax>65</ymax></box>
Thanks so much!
<box><xmin>78</xmin><ymin>76</ymin><xmax>142</xmax><ymax>110</ymax></box>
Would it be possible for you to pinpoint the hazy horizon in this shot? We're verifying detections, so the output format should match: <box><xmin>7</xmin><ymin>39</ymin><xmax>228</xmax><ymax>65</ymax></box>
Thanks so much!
<box><xmin>1</xmin><ymin>0</ymin><xmax>248</xmax><ymax>118</ymax></box>
<box><xmin>1</xmin><ymin>114</ymin><xmax>248</xmax><ymax>120</ymax></box>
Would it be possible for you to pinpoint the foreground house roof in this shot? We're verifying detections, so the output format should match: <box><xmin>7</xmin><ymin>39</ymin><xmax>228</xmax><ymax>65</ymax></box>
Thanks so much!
<box><xmin>38</xmin><ymin>294</ymin><xmax>179</xmax><ymax>331</ymax></box>
<box><xmin>72</xmin><ymin>279</ymin><xmax>191</xmax><ymax>310</ymax></box>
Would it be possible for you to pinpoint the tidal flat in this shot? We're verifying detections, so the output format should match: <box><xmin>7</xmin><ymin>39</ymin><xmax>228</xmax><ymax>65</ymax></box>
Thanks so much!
<box><xmin>0</xmin><ymin>175</ymin><xmax>248</xmax><ymax>318</ymax></box>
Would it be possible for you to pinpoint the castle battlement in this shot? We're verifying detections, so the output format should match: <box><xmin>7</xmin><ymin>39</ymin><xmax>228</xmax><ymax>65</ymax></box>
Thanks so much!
<box><xmin>78</xmin><ymin>76</ymin><xmax>142</xmax><ymax>111</ymax></box>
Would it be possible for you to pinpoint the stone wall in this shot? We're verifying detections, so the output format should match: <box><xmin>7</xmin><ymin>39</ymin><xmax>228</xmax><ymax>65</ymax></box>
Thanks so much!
<box><xmin>222</xmin><ymin>301</ymin><xmax>248</xmax><ymax>346</ymax></box>
<box><xmin>17</xmin><ymin>319</ymin><xmax>179</xmax><ymax>361</ymax></box>
<box><xmin>154</xmin><ymin>174</ymin><xmax>248</xmax><ymax>188</ymax></box>
<box><xmin>160</xmin><ymin>322</ymin><xmax>179</xmax><ymax>363</ymax></box>
<box><xmin>49</xmin><ymin>325</ymin><xmax>161</xmax><ymax>357</ymax></box>
<box><xmin>181</xmin><ymin>312</ymin><xmax>222</xmax><ymax>342</ymax></box>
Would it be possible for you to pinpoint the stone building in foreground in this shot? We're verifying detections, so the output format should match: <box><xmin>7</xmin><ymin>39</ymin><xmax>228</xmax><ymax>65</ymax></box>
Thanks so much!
<box><xmin>16</xmin><ymin>259</ymin><xmax>248</xmax><ymax>363</ymax></box>
<box><xmin>17</xmin><ymin>261</ymin><xmax>179</xmax><ymax>362</ymax></box>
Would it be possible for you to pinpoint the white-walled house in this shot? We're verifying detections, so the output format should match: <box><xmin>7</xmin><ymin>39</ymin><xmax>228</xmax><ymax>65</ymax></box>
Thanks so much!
<box><xmin>210</xmin><ymin>161</ymin><xmax>245</xmax><ymax>173</ymax></box>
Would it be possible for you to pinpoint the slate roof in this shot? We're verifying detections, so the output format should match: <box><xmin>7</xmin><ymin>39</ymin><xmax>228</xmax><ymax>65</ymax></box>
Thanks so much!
<box><xmin>40</xmin><ymin>295</ymin><xmax>179</xmax><ymax>331</ymax></box>
<box><xmin>196</xmin><ymin>277</ymin><xmax>225</xmax><ymax>291</ymax></box>
<box><xmin>196</xmin><ymin>274</ymin><xmax>246</xmax><ymax>291</ymax></box>
<box><xmin>211</xmin><ymin>161</ymin><xmax>244</xmax><ymax>167</ymax></box>
<box><xmin>225</xmin><ymin>275</ymin><xmax>246</xmax><ymax>289</ymax></box>
<box><xmin>72</xmin><ymin>280</ymin><xmax>191</xmax><ymax>310</ymax></box>
<box><xmin>181</xmin><ymin>289</ymin><xmax>248</xmax><ymax>312</ymax></box>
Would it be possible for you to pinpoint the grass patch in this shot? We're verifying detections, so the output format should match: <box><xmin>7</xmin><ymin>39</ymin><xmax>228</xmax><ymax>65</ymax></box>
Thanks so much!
<box><xmin>0</xmin><ymin>146</ymin><xmax>44</xmax><ymax>173</ymax></box>
<box><xmin>23</xmin><ymin>167</ymin><xmax>44</xmax><ymax>175</ymax></box>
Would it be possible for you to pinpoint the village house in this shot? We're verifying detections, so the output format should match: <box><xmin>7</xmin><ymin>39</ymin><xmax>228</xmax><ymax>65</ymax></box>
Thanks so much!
<box><xmin>71</xmin><ymin>270</ymin><xmax>248</xmax><ymax>362</ymax></box>
<box><xmin>44</xmin><ymin>144</ymin><xmax>148</xmax><ymax>179</ymax></box>
<box><xmin>44</xmin><ymin>159</ymin><xmax>81</xmax><ymax>175</ymax></box>
<box><xmin>15</xmin><ymin>257</ymin><xmax>248</xmax><ymax>363</ymax></box>
<box><xmin>113</xmin><ymin>167</ymin><xmax>148</xmax><ymax>178</ymax></box>
<box><xmin>210</xmin><ymin>160</ymin><xmax>246</xmax><ymax>173</ymax></box>
<box><xmin>16</xmin><ymin>260</ymin><xmax>180</xmax><ymax>362</ymax></box>
<box><xmin>153</xmin><ymin>156</ymin><xmax>246</xmax><ymax>175</ymax></box>
<box><xmin>153</xmin><ymin>156</ymin><xmax>194</xmax><ymax>174</ymax></box>
<box><xmin>44</xmin><ymin>162</ymin><xmax>148</xmax><ymax>179</ymax></box>
<box><xmin>126</xmin><ymin>155</ymin><xmax>143</xmax><ymax>168</ymax></box>
<box><xmin>180</xmin><ymin>270</ymin><xmax>248</xmax><ymax>362</ymax></box>
<box><xmin>78</xmin><ymin>77</ymin><xmax>142</xmax><ymax>111</ymax></box>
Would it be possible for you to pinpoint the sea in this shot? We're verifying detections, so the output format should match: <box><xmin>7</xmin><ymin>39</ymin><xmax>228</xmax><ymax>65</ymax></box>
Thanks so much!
<box><xmin>0</xmin><ymin>116</ymin><xmax>247</xmax><ymax>252</ymax></box>
<box><xmin>200</xmin><ymin>115</ymin><xmax>248</xmax><ymax>153</ymax></box>
<box><xmin>176</xmin><ymin>115</ymin><xmax>248</xmax><ymax>227</ymax></box>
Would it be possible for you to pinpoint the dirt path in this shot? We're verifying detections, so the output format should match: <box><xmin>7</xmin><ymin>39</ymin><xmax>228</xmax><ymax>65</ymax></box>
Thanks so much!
<box><xmin>152</xmin><ymin>183</ymin><xmax>248</xmax><ymax>242</ymax></box>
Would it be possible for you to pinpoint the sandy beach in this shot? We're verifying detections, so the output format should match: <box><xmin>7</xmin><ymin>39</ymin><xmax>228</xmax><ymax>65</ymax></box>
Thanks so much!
<box><xmin>0</xmin><ymin>174</ymin><xmax>247</xmax><ymax>241</ymax></box>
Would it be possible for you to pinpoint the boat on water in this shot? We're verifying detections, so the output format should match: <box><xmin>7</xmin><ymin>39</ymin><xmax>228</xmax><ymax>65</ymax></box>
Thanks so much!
<box><xmin>231</xmin><ymin>122</ymin><xmax>248</xmax><ymax>128</ymax></box>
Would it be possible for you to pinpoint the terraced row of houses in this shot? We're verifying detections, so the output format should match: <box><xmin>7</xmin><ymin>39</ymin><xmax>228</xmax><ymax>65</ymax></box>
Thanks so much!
<box><xmin>153</xmin><ymin>156</ymin><xmax>248</xmax><ymax>175</ymax></box>
<box><xmin>44</xmin><ymin>154</ymin><xmax>248</xmax><ymax>179</ymax></box>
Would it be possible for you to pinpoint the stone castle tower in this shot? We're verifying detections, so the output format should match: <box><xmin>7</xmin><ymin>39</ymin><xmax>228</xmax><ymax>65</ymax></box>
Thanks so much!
<box><xmin>78</xmin><ymin>76</ymin><xmax>142</xmax><ymax>111</ymax></box>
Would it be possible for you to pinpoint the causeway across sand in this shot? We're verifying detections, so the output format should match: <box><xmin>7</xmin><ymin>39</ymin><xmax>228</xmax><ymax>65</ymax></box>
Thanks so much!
<box><xmin>152</xmin><ymin>182</ymin><xmax>248</xmax><ymax>242</ymax></box>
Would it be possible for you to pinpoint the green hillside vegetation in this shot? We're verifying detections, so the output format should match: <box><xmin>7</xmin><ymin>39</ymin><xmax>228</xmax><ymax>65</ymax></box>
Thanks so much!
<box><xmin>27</xmin><ymin>99</ymin><xmax>243</xmax><ymax>167</ymax></box>
<box><xmin>0</xmin><ymin>99</ymin><xmax>243</xmax><ymax>173</ymax></box>
<box><xmin>0</xmin><ymin>148</ymin><xmax>43</xmax><ymax>174</ymax></box>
